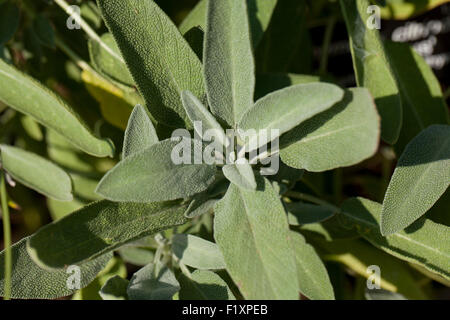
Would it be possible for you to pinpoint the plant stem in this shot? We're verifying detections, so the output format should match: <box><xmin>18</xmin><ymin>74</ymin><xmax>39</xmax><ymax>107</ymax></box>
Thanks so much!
<box><xmin>319</xmin><ymin>15</ymin><xmax>336</xmax><ymax>75</ymax></box>
<box><xmin>53</xmin><ymin>0</ymin><xmax>124</xmax><ymax>63</ymax></box>
<box><xmin>55</xmin><ymin>36</ymin><xmax>94</xmax><ymax>73</ymax></box>
<box><xmin>1</xmin><ymin>170</ymin><xmax>12</xmax><ymax>300</ymax></box>
<box><xmin>285</xmin><ymin>190</ymin><xmax>340</xmax><ymax>212</ymax></box>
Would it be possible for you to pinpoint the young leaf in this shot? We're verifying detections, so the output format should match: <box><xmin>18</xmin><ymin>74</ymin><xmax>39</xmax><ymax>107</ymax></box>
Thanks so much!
<box><xmin>0</xmin><ymin>2</ymin><xmax>19</xmax><ymax>44</ymax></box>
<box><xmin>340</xmin><ymin>0</ymin><xmax>402</xmax><ymax>144</ymax></box>
<box><xmin>239</xmin><ymin>83</ymin><xmax>344</xmax><ymax>151</ymax></box>
<box><xmin>222</xmin><ymin>163</ymin><xmax>257</xmax><ymax>191</ymax></box>
<box><xmin>204</xmin><ymin>0</ymin><xmax>255</xmax><ymax>126</ymax></box>
<box><xmin>181</xmin><ymin>90</ymin><xmax>228</xmax><ymax>148</ymax></box>
<box><xmin>172</xmin><ymin>234</ymin><xmax>226</xmax><ymax>270</ymax></box>
<box><xmin>0</xmin><ymin>145</ymin><xmax>73</xmax><ymax>201</ymax></box>
<box><xmin>384</xmin><ymin>41</ymin><xmax>449</xmax><ymax>155</ymax></box>
<box><xmin>88</xmin><ymin>33</ymin><xmax>134</xmax><ymax>87</ymax></box>
<box><xmin>127</xmin><ymin>263</ymin><xmax>180</xmax><ymax>300</ymax></box>
<box><xmin>381</xmin><ymin>125</ymin><xmax>450</xmax><ymax>235</ymax></box>
<box><xmin>340</xmin><ymin>197</ymin><xmax>450</xmax><ymax>280</ymax></box>
<box><xmin>289</xmin><ymin>231</ymin><xmax>335</xmax><ymax>300</ymax></box>
<box><xmin>280</xmin><ymin>88</ymin><xmax>380</xmax><ymax>172</ymax></box>
<box><xmin>178</xmin><ymin>270</ymin><xmax>236</xmax><ymax>300</ymax></box>
<box><xmin>122</xmin><ymin>105</ymin><xmax>158</xmax><ymax>158</ymax></box>
<box><xmin>117</xmin><ymin>247</ymin><xmax>154</xmax><ymax>267</ymax></box>
<box><xmin>97</xmin><ymin>0</ymin><xmax>205</xmax><ymax>128</ymax></box>
<box><xmin>99</xmin><ymin>275</ymin><xmax>129</xmax><ymax>300</ymax></box>
<box><xmin>214</xmin><ymin>177</ymin><xmax>299</xmax><ymax>299</ymax></box>
<box><xmin>26</xmin><ymin>201</ymin><xmax>188</xmax><ymax>270</ymax></box>
<box><xmin>96</xmin><ymin>139</ymin><xmax>216</xmax><ymax>203</ymax></box>
<box><xmin>0</xmin><ymin>59</ymin><xmax>114</xmax><ymax>157</ymax></box>
<box><xmin>0</xmin><ymin>237</ymin><xmax>112</xmax><ymax>299</ymax></box>
<box><xmin>286</xmin><ymin>202</ymin><xmax>335</xmax><ymax>225</ymax></box>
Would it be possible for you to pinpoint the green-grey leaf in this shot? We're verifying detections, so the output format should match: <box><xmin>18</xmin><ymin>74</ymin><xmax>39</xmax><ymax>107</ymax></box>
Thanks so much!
<box><xmin>340</xmin><ymin>197</ymin><xmax>450</xmax><ymax>280</ymax></box>
<box><xmin>214</xmin><ymin>177</ymin><xmax>299</xmax><ymax>299</ymax></box>
<box><xmin>179</xmin><ymin>0</ymin><xmax>277</xmax><ymax>48</ymax></box>
<box><xmin>0</xmin><ymin>145</ymin><xmax>72</xmax><ymax>201</ymax></box>
<box><xmin>340</xmin><ymin>0</ymin><xmax>402</xmax><ymax>144</ymax></box>
<box><xmin>289</xmin><ymin>231</ymin><xmax>334</xmax><ymax>300</ymax></box>
<box><xmin>222</xmin><ymin>163</ymin><xmax>257</xmax><ymax>191</ymax></box>
<box><xmin>204</xmin><ymin>0</ymin><xmax>255</xmax><ymax>126</ymax></box>
<box><xmin>0</xmin><ymin>2</ymin><xmax>19</xmax><ymax>44</ymax></box>
<box><xmin>26</xmin><ymin>200</ymin><xmax>187</xmax><ymax>270</ymax></box>
<box><xmin>181</xmin><ymin>90</ymin><xmax>228</xmax><ymax>148</ymax></box>
<box><xmin>184</xmin><ymin>192</ymin><xmax>218</xmax><ymax>219</ymax></box>
<box><xmin>0</xmin><ymin>59</ymin><xmax>114</xmax><ymax>157</ymax></box>
<box><xmin>286</xmin><ymin>202</ymin><xmax>335</xmax><ymax>225</ymax></box>
<box><xmin>385</xmin><ymin>40</ymin><xmax>449</xmax><ymax>155</ymax></box>
<box><xmin>96</xmin><ymin>139</ymin><xmax>216</xmax><ymax>203</ymax></box>
<box><xmin>255</xmin><ymin>73</ymin><xmax>322</xmax><ymax>100</ymax></box>
<box><xmin>127</xmin><ymin>263</ymin><xmax>180</xmax><ymax>300</ymax></box>
<box><xmin>381</xmin><ymin>125</ymin><xmax>450</xmax><ymax>235</ymax></box>
<box><xmin>89</xmin><ymin>33</ymin><xmax>134</xmax><ymax>87</ymax></box>
<box><xmin>99</xmin><ymin>275</ymin><xmax>129</xmax><ymax>300</ymax></box>
<box><xmin>280</xmin><ymin>88</ymin><xmax>380</xmax><ymax>172</ymax></box>
<box><xmin>172</xmin><ymin>234</ymin><xmax>226</xmax><ymax>270</ymax></box>
<box><xmin>0</xmin><ymin>237</ymin><xmax>112</xmax><ymax>299</ymax></box>
<box><xmin>117</xmin><ymin>246</ymin><xmax>154</xmax><ymax>267</ymax></box>
<box><xmin>240</xmin><ymin>83</ymin><xmax>344</xmax><ymax>151</ymax></box>
<box><xmin>97</xmin><ymin>0</ymin><xmax>205</xmax><ymax>128</ymax></box>
<box><xmin>178</xmin><ymin>270</ymin><xmax>236</xmax><ymax>300</ymax></box>
<box><xmin>122</xmin><ymin>104</ymin><xmax>158</xmax><ymax>158</ymax></box>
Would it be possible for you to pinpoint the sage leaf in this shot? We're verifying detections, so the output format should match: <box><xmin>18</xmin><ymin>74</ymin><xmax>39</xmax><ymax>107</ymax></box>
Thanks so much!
<box><xmin>26</xmin><ymin>201</ymin><xmax>188</xmax><ymax>270</ymax></box>
<box><xmin>340</xmin><ymin>0</ymin><xmax>402</xmax><ymax>144</ymax></box>
<box><xmin>381</xmin><ymin>125</ymin><xmax>450</xmax><ymax>235</ymax></box>
<box><xmin>280</xmin><ymin>88</ymin><xmax>380</xmax><ymax>172</ymax></box>
<box><xmin>97</xmin><ymin>0</ymin><xmax>205</xmax><ymax>128</ymax></box>
<box><xmin>181</xmin><ymin>90</ymin><xmax>228</xmax><ymax>148</ymax></box>
<box><xmin>127</xmin><ymin>263</ymin><xmax>180</xmax><ymax>300</ymax></box>
<box><xmin>99</xmin><ymin>275</ymin><xmax>129</xmax><ymax>300</ymax></box>
<box><xmin>0</xmin><ymin>145</ymin><xmax>72</xmax><ymax>201</ymax></box>
<box><xmin>0</xmin><ymin>59</ymin><xmax>114</xmax><ymax>157</ymax></box>
<box><xmin>365</xmin><ymin>289</ymin><xmax>406</xmax><ymax>300</ymax></box>
<box><xmin>239</xmin><ymin>83</ymin><xmax>344</xmax><ymax>152</ymax></box>
<box><xmin>286</xmin><ymin>202</ymin><xmax>335</xmax><ymax>225</ymax></box>
<box><xmin>0</xmin><ymin>2</ymin><xmax>19</xmax><ymax>44</ymax></box>
<box><xmin>0</xmin><ymin>237</ymin><xmax>112</xmax><ymax>299</ymax></box>
<box><xmin>117</xmin><ymin>247</ymin><xmax>154</xmax><ymax>267</ymax></box>
<box><xmin>122</xmin><ymin>104</ymin><xmax>158</xmax><ymax>158</ymax></box>
<box><xmin>340</xmin><ymin>197</ymin><xmax>450</xmax><ymax>280</ymax></box>
<box><xmin>88</xmin><ymin>33</ymin><xmax>134</xmax><ymax>87</ymax></box>
<box><xmin>96</xmin><ymin>139</ymin><xmax>216</xmax><ymax>203</ymax></box>
<box><xmin>172</xmin><ymin>234</ymin><xmax>226</xmax><ymax>270</ymax></box>
<box><xmin>204</xmin><ymin>0</ymin><xmax>255</xmax><ymax>126</ymax></box>
<box><xmin>184</xmin><ymin>192</ymin><xmax>218</xmax><ymax>219</ymax></box>
<box><xmin>178</xmin><ymin>270</ymin><xmax>236</xmax><ymax>300</ymax></box>
<box><xmin>255</xmin><ymin>73</ymin><xmax>322</xmax><ymax>100</ymax></box>
<box><xmin>385</xmin><ymin>41</ymin><xmax>449</xmax><ymax>155</ymax></box>
<box><xmin>214</xmin><ymin>177</ymin><xmax>299</xmax><ymax>299</ymax></box>
<box><xmin>289</xmin><ymin>231</ymin><xmax>335</xmax><ymax>300</ymax></box>
<box><xmin>222</xmin><ymin>163</ymin><xmax>257</xmax><ymax>191</ymax></box>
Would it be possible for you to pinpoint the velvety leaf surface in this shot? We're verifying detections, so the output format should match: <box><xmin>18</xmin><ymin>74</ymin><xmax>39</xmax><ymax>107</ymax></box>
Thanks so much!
<box><xmin>214</xmin><ymin>177</ymin><xmax>299</xmax><ymax>299</ymax></box>
<box><xmin>289</xmin><ymin>231</ymin><xmax>334</xmax><ymax>300</ymax></box>
<box><xmin>381</xmin><ymin>125</ymin><xmax>450</xmax><ymax>235</ymax></box>
<box><xmin>222</xmin><ymin>163</ymin><xmax>257</xmax><ymax>191</ymax></box>
<box><xmin>178</xmin><ymin>270</ymin><xmax>235</xmax><ymax>300</ymax></box>
<box><xmin>99</xmin><ymin>275</ymin><xmax>129</xmax><ymax>300</ymax></box>
<box><xmin>97</xmin><ymin>0</ymin><xmax>205</xmax><ymax>128</ymax></box>
<box><xmin>0</xmin><ymin>237</ymin><xmax>112</xmax><ymax>299</ymax></box>
<box><xmin>96</xmin><ymin>139</ymin><xmax>216</xmax><ymax>203</ymax></box>
<box><xmin>239</xmin><ymin>83</ymin><xmax>344</xmax><ymax>151</ymax></box>
<box><xmin>204</xmin><ymin>0</ymin><xmax>255</xmax><ymax>126</ymax></box>
<box><xmin>117</xmin><ymin>247</ymin><xmax>154</xmax><ymax>267</ymax></box>
<box><xmin>172</xmin><ymin>234</ymin><xmax>226</xmax><ymax>270</ymax></box>
<box><xmin>122</xmin><ymin>105</ymin><xmax>158</xmax><ymax>158</ymax></box>
<box><xmin>255</xmin><ymin>73</ymin><xmax>321</xmax><ymax>100</ymax></box>
<box><xmin>340</xmin><ymin>0</ymin><xmax>402</xmax><ymax>144</ymax></box>
<box><xmin>280</xmin><ymin>88</ymin><xmax>380</xmax><ymax>172</ymax></box>
<box><xmin>286</xmin><ymin>202</ymin><xmax>335</xmax><ymax>225</ymax></box>
<box><xmin>340</xmin><ymin>197</ymin><xmax>450</xmax><ymax>280</ymax></box>
<box><xmin>0</xmin><ymin>145</ymin><xmax>73</xmax><ymax>201</ymax></box>
<box><xmin>127</xmin><ymin>263</ymin><xmax>180</xmax><ymax>300</ymax></box>
<box><xmin>27</xmin><ymin>201</ymin><xmax>187</xmax><ymax>269</ymax></box>
<box><xmin>0</xmin><ymin>59</ymin><xmax>114</xmax><ymax>157</ymax></box>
